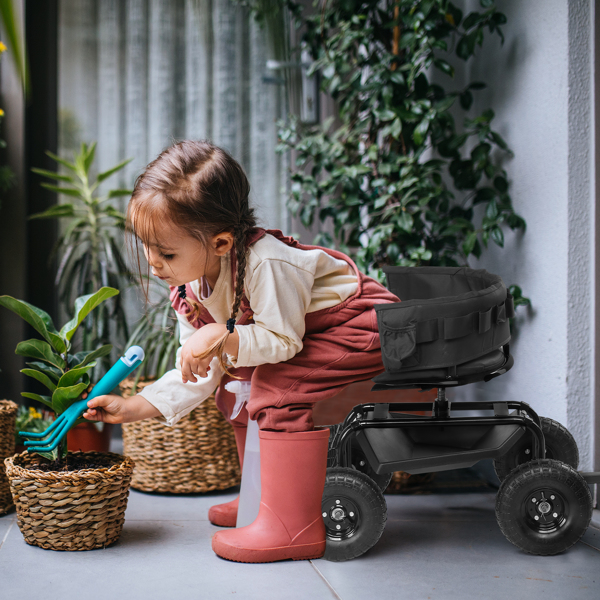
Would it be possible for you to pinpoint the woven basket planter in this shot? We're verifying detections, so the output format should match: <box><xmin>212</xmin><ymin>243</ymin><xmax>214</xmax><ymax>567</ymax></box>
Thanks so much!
<box><xmin>120</xmin><ymin>378</ymin><xmax>241</xmax><ymax>493</ymax></box>
<box><xmin>4</xmin><ymin>451</ymin><xmax>134</xmax><ymax>551</ymax></box>
<box><xmin>0</xmin><ymin>400</ymin><xmax>18</xmax><ymax>514</ymax></box>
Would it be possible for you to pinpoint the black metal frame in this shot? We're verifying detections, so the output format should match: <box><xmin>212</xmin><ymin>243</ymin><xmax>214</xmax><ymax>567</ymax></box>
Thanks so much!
<box><xmin>331</xmin><ymin>388</ymin><xmax>546</xmax><ymax>474</ymax></box>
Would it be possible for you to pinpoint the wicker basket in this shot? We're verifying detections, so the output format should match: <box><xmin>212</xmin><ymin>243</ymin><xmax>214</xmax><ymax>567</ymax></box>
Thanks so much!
<box><xmin>0</xmin><ymin>400</ymin><xmax>18</xmax><ymax>514</ymax></box>
<box><xmin>120</xmin><ymin>378</ymin><xmax>241</xmax><ymax>493</ymax></box>
<box><xmin>4</xmin><ymin>451</ymin><xmax>134</xmax><ymax>551</ymax></box>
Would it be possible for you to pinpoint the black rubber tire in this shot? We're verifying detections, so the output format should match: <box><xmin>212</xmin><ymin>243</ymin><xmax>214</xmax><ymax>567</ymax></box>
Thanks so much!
<box><xmin>322</xmin><ymin>467</ymin><xmax>387</xmax><ymax>562</ymax></box>
<box><xmin>495</xmin><ymin>459</ymin><xmax>592</xmax><ymax>555</ymax></box>
<box><xmin>493</xmin><ymin>417</ymin><xmax>579</xmax><ymax>481</ymax></box>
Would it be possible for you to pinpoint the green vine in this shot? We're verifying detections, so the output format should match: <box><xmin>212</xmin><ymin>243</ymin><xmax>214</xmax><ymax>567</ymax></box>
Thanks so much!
<box><xmin>248</xmin><ymin>0</ymin><xmax>530</xmax><ymax>310</ymax></box>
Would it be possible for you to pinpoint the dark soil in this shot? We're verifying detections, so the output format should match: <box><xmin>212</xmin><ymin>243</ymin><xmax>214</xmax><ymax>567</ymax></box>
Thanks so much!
<box><xmin>24</xmin><ymin>454</ymin><xmax>118</xmax><ymax>473</ymax></box>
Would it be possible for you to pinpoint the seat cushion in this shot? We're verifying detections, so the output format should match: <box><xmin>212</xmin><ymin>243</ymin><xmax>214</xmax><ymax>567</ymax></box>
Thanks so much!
<box><xmin>373</xmin><ymin>349</ymin><xmax>506</xmax><ymax>385</ymax></box>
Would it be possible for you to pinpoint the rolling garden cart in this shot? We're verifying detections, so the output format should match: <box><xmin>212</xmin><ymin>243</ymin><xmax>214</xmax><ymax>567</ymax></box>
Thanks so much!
<box><xmin>322</xmin><ymin>266</ymin><xmax>600</xmax><ymax>562</ymax></box>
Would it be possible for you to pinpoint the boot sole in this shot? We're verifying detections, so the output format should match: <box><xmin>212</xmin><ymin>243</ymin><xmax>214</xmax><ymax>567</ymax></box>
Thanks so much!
<box><xmin>212</xmin><ymin>538</ymin><xmax>326</xmax><ymax>563</ymax></box>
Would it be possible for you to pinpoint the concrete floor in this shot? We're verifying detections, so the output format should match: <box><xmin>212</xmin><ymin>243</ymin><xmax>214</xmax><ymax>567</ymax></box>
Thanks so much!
<box><xmin>1</xmin><ymin>451</ymin><xmax>598</xmax><ymax>599</ymax></box>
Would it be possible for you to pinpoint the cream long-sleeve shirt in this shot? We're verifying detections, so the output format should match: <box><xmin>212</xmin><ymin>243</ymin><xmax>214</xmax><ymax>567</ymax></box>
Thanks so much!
<box><xmin>138</xmin><ymin>233</ymin><xmax>358</xmax><ymax>426</ymax></box>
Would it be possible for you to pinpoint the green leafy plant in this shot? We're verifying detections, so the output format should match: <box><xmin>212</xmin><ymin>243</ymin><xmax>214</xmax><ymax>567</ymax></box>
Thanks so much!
<box><xmin>30</xmin><ymin>143</ymin><xmax>134</xmax><ymax>376</ymax></box>
<box><xmin>263</xmin><ymin>0</ymin><xmax>529</xmax><ymax>310</ymax></box>
<box><xmin>0</xmin><ymin>287</ymin><xmax>118</xmax><ymax>460</ymax></box>
<box><xmin>14</xmin><ymin>405</ymin><xmax>54</xmax><ymax>447</ymax></box>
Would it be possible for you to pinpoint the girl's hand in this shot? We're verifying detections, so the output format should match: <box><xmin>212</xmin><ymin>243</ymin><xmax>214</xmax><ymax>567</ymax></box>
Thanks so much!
<box><xmin>180</xmin><ymin>323</ymin><xmax>226</xmax><ymax>383</ymax></box>
<box><xmin>83</xmin><ymin>393</ymin><xmax>161</xmax><ymax>424</ymax></box>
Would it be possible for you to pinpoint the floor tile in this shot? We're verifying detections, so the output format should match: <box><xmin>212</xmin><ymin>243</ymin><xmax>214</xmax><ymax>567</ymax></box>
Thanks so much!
<box><xmin>0</xmin><ymin>519</ymin><xmax>335</xmax><ymax>600</ymax></box>
<box><xmin>1</xmin><ymin>485</ymin><xmax>598</xmax><ymax>600</ymax></box>
<box><xmin>315</xmin><ymin>491</ymin><xmax>600</xmax><ymax>600</ymax></box>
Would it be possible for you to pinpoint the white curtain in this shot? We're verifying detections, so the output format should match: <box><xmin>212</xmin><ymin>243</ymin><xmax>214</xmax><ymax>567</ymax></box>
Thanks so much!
<box><xmin>58</xmin><ymin>0</ymin><xmax>289</xmax><ymax>231</ymax></box>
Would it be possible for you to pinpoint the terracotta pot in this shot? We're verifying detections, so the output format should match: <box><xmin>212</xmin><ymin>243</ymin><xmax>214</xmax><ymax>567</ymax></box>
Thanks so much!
<box><xmin>67</xmin><ymin>422</ymin><xmax>113</xmax><ymax>453</ymax></box>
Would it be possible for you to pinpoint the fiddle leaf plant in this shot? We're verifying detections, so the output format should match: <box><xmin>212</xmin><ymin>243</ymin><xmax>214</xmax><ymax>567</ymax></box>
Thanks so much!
<box><xmin>0</xmin><ymin>286</ymin><xmax>118</xmax><ymax>460</ymax></box>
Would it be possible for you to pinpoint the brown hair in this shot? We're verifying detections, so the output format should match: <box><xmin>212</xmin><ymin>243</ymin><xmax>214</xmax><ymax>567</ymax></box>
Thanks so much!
<box><xmin>127</xmin><ymin>139</ymin><xmax>257</xmax><ymax>374</ymax></box>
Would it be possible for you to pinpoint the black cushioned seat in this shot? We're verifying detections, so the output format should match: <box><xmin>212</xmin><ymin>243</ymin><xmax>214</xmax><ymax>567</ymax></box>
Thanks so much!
<box><xmin>373</xmin><ymin>348</ymin><xmax>508</xmax><ymax>386</ymax></box>
<box><xmin>373</xmin><ymin>266</ymin><xmax>514</xmax><ymax>386</ymax></box>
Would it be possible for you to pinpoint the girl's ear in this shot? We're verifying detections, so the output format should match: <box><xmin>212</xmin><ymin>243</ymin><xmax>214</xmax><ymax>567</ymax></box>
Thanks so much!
<box><xmin>212</xmin><ymin>231</ymin><xmax>234</xmax><ymax>256</ymax></box>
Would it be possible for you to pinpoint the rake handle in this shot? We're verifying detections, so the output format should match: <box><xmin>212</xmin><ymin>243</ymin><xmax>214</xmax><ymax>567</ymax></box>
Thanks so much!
<box><xmin>20</xmin><ymin>346</ymin><xmax>145</xmax><ymax>451</ymax></box>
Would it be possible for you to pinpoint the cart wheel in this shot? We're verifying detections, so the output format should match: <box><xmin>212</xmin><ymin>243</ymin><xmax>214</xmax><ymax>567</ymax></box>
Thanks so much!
<box><xmin>495</xmin><ymin>459</ymin><xmax>592</xmax><ymax>555</ymax></box>
<box><xmin>351</xmin><ymin>444</ymin><xmax>393</xmax><ymax>492</ymax></box>
<box><xmin>322</xmin><ymin>467</ymin><xmax>387</xmax><ymax>562</ymax></box>
<box><xmin>494</xmin><ymin>417</ymin><xmax>579</xmax><ymax>481</ymax></box>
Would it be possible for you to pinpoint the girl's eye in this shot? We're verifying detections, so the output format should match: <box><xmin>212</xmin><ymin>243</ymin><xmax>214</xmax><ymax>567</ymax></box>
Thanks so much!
<box><xmin>160</xmin><ymin>252</ymin><xmax>175</xmax><ymax>261</ymax></box>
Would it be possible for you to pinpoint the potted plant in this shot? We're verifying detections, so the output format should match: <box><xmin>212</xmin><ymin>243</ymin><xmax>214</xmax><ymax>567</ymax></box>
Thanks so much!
<box><xmin>0</xmin><ymin>287</ymin><xmax>134</xmax><ymax>551</ymax></box>
<box><xmin>30</xmin><ymin>142</ymin><xmax>134</xmax><ymax>450</ymax></box>
<box><xmin>118</xmin><ymin>282</ymin><xmax>241</xmax><ymax>494</ymax></box>
<box><xmin>14</xmin><ymin>405</ymin><xmax>55</xmax><ymax>453</ymax></box>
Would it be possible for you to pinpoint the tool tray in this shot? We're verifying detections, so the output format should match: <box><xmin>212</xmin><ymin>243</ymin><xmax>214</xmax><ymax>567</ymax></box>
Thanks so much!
<box><xmin>373</xmin><ymin>266</ymin><xmax>515</xmax><ymax>387</ymax></box>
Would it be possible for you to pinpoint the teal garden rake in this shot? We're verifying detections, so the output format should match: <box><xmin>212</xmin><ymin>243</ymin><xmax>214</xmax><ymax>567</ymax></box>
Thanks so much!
<box><xmin>20</xmin><ymin>346</ymin><xmax>145</xmax><ymax>453</ymax></box>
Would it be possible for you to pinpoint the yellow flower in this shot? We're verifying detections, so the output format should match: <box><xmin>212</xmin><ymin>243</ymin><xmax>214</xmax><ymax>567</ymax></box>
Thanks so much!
<box><xmin>0</xmin><ymin>109</ymin><xmax>4</xmax><ymax>117</ymax></box>
<box><xmin>29</xmin><ymin>407</ymin><xmax>42</xmax><ymax>420</ymax></box>
<box><xmin>0</xmin><ymin>42</ymin><xmax>6</xmax><ymax>53</ymax></box>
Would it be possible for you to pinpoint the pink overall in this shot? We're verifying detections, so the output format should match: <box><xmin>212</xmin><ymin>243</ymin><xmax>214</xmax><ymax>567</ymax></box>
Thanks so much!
<box><xmin>169</xmin><ymin>229</ymin><xmax>400</xmax><ymax>433</ymax></box>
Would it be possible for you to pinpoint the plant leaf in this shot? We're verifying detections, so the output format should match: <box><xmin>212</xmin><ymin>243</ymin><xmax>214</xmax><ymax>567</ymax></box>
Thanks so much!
<box><xmin>45</xmin><ymin>150</ymin><xmax>77</xmax><ymax>172</ymax></box>
<box><xmin>15</xmin><ymin>339</ymin><xmax>66</xmax><ymax>370</ymax></box>
<box><xmin>26</xmin><ymin>361</ymin><xmax>62</xmax><ymax>382</ymax></box>
<box><xmin>52</xmin><ymin>383</ymin><xmax>89</xmax><ymax>415</ymax></box>
<box><xmin>70</xmin><ymin>344</ymin><xmax>113</xmax><ymax>369</ymax></box>
<box><xmin>96</xmin><ymin>158</ymin><xmax>133</xmax><ymax>183</ymax></box>
<box><xmin>107</xmin><ymin>188</ymin><xmax>133</xmax><ymax>199</ymax></box>
<box><xmin>0</xmin><ymin>295</ymin><xmax>56</xmax><ymax>332</ymax></box>
<box><xmin>83</xmin><ymin>141</ymin><xmax>97</xmax><ymax>174</ymax></box>
<box><xmin>20</xmin><ymin>392</ymin><xmax>54</xmax><ymax>411</ymax></box>
<box><xmin>59</xmin><ymin>287</ymin><xmax>119</xmax><ymax>341</ymax></box>
<box><xmin>28</xmin><ymin>204</ymin><xmax>76</xmax><ymax>220</ymax></box>
<box><xmin>31</xmin><ymin>167</ymin><xmax>75</xmax><ymax>183</ymax></box>
<box><xmin>21</xmin><ymin>368</ymin><xmax>57</xmax><ymax>392</ymax></box>
<box><xmin>57</xmin><ymin>363</ymin><xmax>96</xmax><ymax>389</ymax></box>
<box><xmin>39</xmin><ymin>183</ymin><xmax>83</xmax><ymax>198</ymax></box>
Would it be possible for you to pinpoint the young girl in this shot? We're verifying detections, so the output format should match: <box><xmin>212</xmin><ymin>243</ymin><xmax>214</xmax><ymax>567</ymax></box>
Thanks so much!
<box><xmin>83</xmin><ymin>140</ymin><xmax>399</xmax><ymax>564</ymax></box>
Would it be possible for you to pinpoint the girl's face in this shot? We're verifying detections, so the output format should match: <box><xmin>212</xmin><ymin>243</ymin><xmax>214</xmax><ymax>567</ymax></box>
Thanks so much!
<box><xmin>140</xmin><ymin>218</ymin><xmax>233</xmax><ymax>287</ymax></box>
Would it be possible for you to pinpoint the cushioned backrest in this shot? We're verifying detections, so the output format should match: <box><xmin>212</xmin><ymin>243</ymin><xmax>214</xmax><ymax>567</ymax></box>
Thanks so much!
<box><xmin>384</xmin><ymin>267</ymin><xmax>493</xmax><ymax>300</ymax></box>
<box><xmin>375</xmin><ymin>266</ymin><xmax>513</xmax><ymax>374</ymax></box>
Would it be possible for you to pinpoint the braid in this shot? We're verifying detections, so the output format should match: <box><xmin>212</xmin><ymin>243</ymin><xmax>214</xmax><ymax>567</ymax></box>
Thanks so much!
<box><xmin>230</xmin><ymin>224</ymin><xmax>250</xmax><ymax>322</ymax></box>
<box><xmin>191</xmin><ymin>217</ymin><xmax>252</xmax><ymax>378</ymax></box>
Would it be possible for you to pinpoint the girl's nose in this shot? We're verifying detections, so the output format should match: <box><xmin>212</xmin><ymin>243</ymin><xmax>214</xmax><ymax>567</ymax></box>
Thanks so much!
<box><xmin>144</xmin><ymin>246</ymin><xmax>162</xmax><ymax>269</ymax></box>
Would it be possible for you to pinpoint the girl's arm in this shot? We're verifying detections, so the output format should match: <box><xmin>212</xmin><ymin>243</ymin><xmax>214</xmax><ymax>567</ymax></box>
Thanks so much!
<box><xmin>83</xmin><ymin>393</ymin><xmax>161</xmax><ymax>423</ymax></box>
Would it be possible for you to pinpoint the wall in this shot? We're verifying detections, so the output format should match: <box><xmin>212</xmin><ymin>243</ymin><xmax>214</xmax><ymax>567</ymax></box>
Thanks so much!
<box><xmin>455</xmin><ymin>0</ymin><xmax>595</xmax><ymax>470</ymax></box>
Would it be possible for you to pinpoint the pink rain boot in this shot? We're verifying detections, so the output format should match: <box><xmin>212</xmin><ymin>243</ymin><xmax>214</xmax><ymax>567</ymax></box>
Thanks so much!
<box><xmin>212</xmin><ymin>428</ymin><xmax>330</xmax><ymax>563</ymax></box>
<box><xmin>208</xmin><ymin>425</ymin><xmax>247</xmax><ymax>527</ymax></box>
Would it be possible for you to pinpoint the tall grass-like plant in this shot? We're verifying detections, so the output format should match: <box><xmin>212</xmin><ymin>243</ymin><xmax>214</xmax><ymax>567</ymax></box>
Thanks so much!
<box><xmin>125</xmin><ymin>281</ymin><xmax>180</xmax><ymax>389</ymax></box>
<box><xmin>30</xmin><ymin>143</ymin><xmax>134</xmax><ymax>377</ymax></box>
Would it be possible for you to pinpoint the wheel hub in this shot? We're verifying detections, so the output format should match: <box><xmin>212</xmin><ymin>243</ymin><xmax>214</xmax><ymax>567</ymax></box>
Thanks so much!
<box><xmin>526</xmin><ymin>488</ymin><xmax>566</xmax><ymax>532</ymax></box>
<box><xmin>322</xmin><ymin>496</ymin><xmax>360</xmax><ymax>540</ymax></box>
